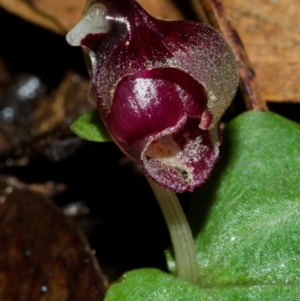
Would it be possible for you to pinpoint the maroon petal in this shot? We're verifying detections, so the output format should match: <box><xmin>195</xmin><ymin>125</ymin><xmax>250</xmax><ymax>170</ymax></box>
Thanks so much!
<box><xmin>105</xmin><ymin>68</ymin><xmax>188</xmax><ymax>161</ymax></box>
<box><xmin>143</xmin><ymin>119</ymin><xmax>220</xmax><ymax>192</ymax></box>
<box><xmin>105</xmin><ymin>68</ymin><xmax>218</xmax><ymax>192</ymax></box>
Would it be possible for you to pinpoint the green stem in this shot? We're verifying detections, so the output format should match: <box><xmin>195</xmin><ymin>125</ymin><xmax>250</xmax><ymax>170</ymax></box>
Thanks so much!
<box><xmin>147</xmin><ymin>178</ymin><xmax>198</xmax><ymax>284</ymax></box>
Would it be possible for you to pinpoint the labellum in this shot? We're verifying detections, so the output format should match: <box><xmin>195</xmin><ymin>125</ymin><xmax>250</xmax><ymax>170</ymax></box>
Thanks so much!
<box><xmin>67</xmin><ymin>0</ymin><xmax>239</xmax><ymax>193</ymax></box>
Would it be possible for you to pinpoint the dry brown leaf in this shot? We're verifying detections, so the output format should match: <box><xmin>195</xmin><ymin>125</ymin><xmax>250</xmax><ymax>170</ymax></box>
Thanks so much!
<box><xmin>0</xmin><ymin>0</ymin><xmax>183</xmax><ymax>35</ymax></box>
<box><xmin>222</xmin><ymin>0</ymin><xmax>300</xmax><ymax>103</ymax></box>
<box><xmin>32</xmin><ymin>72</ymin><xmax>91</xmax><ymax>136</ymax></box>
<box><xmin>0</xmin><ymin>0</ymin><xmax>69</xmax><ymax>34</ymax></box>
<box><xmin>0</xmin><ymin>71</ymin><xmax>92</xmax><ymax>165</ymax></box>
<box><xmin>4</xmin><ymin>176</ymin><xmax>66</xmax><ymax>198</ymax></box>
<box><xmin>0</xmin><ymin>176</ymin><xmax>107</xmax><ymax>300</ymax></box>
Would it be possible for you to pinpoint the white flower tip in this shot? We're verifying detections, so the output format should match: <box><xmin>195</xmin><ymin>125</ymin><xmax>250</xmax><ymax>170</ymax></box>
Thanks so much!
<box><xmin>66</xmin><ymin>3</ymin><xmax>109</xmax><ymax>47</ymax></box>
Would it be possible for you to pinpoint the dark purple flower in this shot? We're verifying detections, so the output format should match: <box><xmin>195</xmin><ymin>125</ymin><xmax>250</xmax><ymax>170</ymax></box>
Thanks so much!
<box><xmin>66</xmin><ymin>0</ymin><xmax>238</xmax><ymax>193</ymax></box>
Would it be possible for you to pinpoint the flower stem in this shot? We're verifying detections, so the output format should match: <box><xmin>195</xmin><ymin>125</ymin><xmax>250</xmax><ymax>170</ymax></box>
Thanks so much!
<box><xmin>147</xmin><ymin>178</ymin><xmax>198</xmax><ymax>284</ymax></box>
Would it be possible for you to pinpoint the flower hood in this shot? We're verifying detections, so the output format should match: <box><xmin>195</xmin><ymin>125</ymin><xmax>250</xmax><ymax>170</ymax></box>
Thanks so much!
<box><xmin>67</xmin><ymin>0</ymin><xmax>239</xmax><ymax>192</ymax></box>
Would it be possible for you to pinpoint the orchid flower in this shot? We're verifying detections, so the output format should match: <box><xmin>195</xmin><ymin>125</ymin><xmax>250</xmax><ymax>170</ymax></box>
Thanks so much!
<box><xmin>67</xmin><ymin>0</ymin><xmax>238</xmax><ymax>284</ymax></box>
<box><xmin>66</xmin><ymin>0</ymin><xmax>238</xmax><ymax>193</ymax></box>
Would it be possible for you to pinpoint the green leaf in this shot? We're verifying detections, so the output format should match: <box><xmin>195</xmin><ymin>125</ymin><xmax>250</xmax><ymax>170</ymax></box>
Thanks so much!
<box><xmin>105</xmin><ymin>111</ymin><xmax>300</xmax><ymax>300</ymax></box>
<box><xmin>105</xmin><ymin>269</ymin><xmax>208</xmax><ymax>301</ymax></box>
<box><xmin>188</xmin><ymin>111</ymin><xmax>300</xmax><ymax>288</ymax></box>
<box><xmin>105</xmin><ymin>268</ymin><xmax>300</xmax><ymax>301</ymax></box>
<box><xmin>70</xmin><ymin>109</ymin><xmax>113</xmax><ymax>142</ymax></box>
